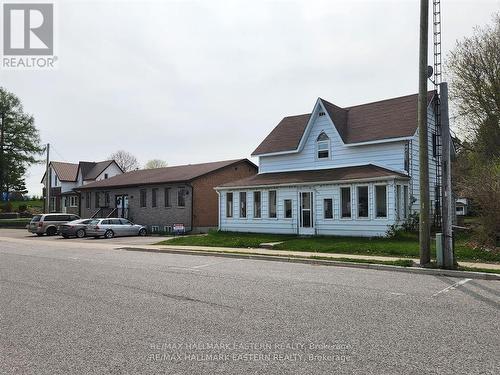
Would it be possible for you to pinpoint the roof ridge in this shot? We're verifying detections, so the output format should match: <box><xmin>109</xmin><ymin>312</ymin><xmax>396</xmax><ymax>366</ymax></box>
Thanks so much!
<box><xmin>344</xmin><ymin>91</ymin><xmax>435</xmax><ymax>110</ymax></box>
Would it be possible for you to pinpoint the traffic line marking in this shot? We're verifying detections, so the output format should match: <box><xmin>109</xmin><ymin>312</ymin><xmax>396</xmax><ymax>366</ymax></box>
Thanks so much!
<box><xmin>432</xmin><ymin>278</ymin><xmax>472</xmax><ymax>297</ymax></box>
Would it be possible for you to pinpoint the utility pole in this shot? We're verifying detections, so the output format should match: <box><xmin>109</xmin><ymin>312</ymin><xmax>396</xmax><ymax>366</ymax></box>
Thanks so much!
<box><xmin>45</xmin><ymin>143</ymin><xmax>50</xmax><ymax>213</ymax></box>
<box><xmin>440</xmin><ymin>82</ymin><xmax>454</xmax><ymax>268</ymax></box>
<box><xmin>418</xmin><ymin>0</ymin><xmax>431</xmax><ymax>265</ymax></box>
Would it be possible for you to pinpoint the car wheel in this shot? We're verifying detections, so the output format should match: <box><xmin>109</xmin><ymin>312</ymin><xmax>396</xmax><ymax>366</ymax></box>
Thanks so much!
<box><xmin>46</xmin><ymin>227</ymin><xmax>57</xmax><ymax>236</ymax></box>
<box><xmin>138</xmin><ymin>228</ymin><xmax>147</xmax><ymax>236</ymax></box>
<box><xmin>76</xmin><ymin>229</ymin><xmax>85</xmax><ymax>238</ymax></box>
<box><xmin>104</xmin><ymin>230</ymin><xmax>114</xmax><ymax>239</ymax></box>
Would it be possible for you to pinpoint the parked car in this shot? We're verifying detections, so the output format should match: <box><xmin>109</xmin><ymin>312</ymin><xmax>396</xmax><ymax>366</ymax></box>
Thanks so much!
<box><xmin>59</xmin><ymin>219</ymin><xmax>94</xmax><ymax>238</ymax></box>
<box><xmin>86</xmin><ymin>218</ymin><xmax>147</xmax><ymax>239</ymax></box>
<box><xmin>27</xmin><ymin>213</ymin><xmax>80</xmax><ymax>236</ymax></box>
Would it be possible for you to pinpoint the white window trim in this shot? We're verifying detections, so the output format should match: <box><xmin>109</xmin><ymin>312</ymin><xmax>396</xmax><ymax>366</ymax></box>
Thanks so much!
<box><xmin>316</xmin><ymin>139</ymin><xmax>331</xmax><ymax>160</ymax></box>
<box><xmin>252</xmin><ymin>191</ymin><xmax>262</xmax><ymax>219</ymax></box>
<box><xmin>323</xmin><ymin>197</ymin><xmax>334</xmax><ymax>220</ymax></box>
<box><xmin>268</xmin><ymin>190</ymin><xmax>278</xmax><ymax>220</ymax></box>
<box><xmin>355</xmin><ymin>185</ymin><xmax>370</xmax><ymax>220</ymax></box>
<box><xmin>374</xmin><ymin>183</ymin><xmax>389</xmax><ymax>220</ymax></box>
<box><xmin>283</xmin><ymin>198</ymin><xmax>293</xmax><ymax>220</ymax></box>
<box><xmin>238</xmin><ymin>191</ymin><xmax>247</xmax><ymax>219</ymax></box>
<box><xmin>339</xmin><ymin>185</ymin><xmax>353</xmax><ymax>220</ymax></box>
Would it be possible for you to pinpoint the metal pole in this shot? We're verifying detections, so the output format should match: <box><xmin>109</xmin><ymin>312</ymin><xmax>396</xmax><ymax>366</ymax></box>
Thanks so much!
<box><xmin>440</xmin><ymin>82</ymin><xmax>454</xmax><ymax>268</ymax></box>
<box><xmin>418</xmin><ymin>0</ymin><xmax>431</xmax><ymax>265</ymax></box>
<box><xmin>45</xmin><ymin>143</ymin><xmax>50</xmax><ymax>213</ymax></box>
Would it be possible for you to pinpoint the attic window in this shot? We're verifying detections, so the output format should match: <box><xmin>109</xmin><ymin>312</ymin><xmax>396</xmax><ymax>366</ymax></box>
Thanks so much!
<box><xmin>319</xmin><ymin>111</ymin><xmax>326</xmax><ymax>116</ymax></box>
<box><xmin>316</xmin><ymin>132</ymin><xmax>330</xmax><ymax>159</ymax></box>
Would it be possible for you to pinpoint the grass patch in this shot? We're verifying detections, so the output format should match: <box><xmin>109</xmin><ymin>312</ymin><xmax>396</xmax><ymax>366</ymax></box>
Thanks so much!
<box><xmin>458</xmin><ymin>266</ymin><xmax>500</xmax><ymax>275</ymax></box>
<box><xmin>1</xmin><ymin>200</ymin><xmax>43</xmax><ymax>211</ymax></box>
<box><xmin>159</xmin><ymin>230</ymin><xmax>500</xmax><ymax>264</ymax></box>
<box><xmin>159</xmin><ymin>231</ymin><xmax>296</xmax><ymax>248</ymax></box>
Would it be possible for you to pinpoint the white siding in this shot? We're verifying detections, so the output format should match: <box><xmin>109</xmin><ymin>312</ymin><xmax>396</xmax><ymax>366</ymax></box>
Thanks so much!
<box><xmin>219</xmin><ymin>180</ymin><xmax>401</xmax><ymax>237</ymax></box>
<box><xmin>259</xmin><ymin>105</ymin><xmax>406</xmax><ymax>174</ymax></box>
<box><xmin>95</xmin><ymin>162</ymin><xmax>122</xmax><ymax>181</ymax></box>
<box><xmin>409</xmin><ymin>106</ymin><xmax>440</xmax><ymax>214</ymax></box>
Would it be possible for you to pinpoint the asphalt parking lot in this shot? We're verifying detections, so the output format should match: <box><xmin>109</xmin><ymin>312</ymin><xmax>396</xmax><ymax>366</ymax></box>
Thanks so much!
<box><xmin>0</xmin><ymin>228</ymin><xmax>163</xmax><ymax>247</ymax></box>
<box><xmin>1</xmin><ymin>228</ymin><xmax>499</xmax><ymax>374</ymax></box>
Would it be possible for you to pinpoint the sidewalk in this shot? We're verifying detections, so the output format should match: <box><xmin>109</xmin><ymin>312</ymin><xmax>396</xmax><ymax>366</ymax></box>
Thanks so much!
<box><xmin>128</xmin><ymin>243</ymin><xmax>500</xmax><ymax>272</ymax></box>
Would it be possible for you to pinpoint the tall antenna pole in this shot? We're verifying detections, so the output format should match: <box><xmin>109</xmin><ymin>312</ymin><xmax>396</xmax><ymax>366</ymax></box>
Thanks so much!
<box><xmin>418</xmin><ymin>0</ymin><xmax>431</xmax><ymax>265</ymax></box>
<box><xmin>45</xmin><ymin>143</ymin><xmax>50</xmax><ymax>213</ymax></box>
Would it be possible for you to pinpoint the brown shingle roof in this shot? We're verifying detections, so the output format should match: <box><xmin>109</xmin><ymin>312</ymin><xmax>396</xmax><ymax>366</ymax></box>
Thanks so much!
<box><xmin>51</xmin><ymin>162</ymin><xmax>79</xmax><ymax>181</ymax></box>
<box><xmin>252</xmin><ymin>91</ymin><xmax>436</xmax><ymax>155</ymax></box>
<box><xmin>218</xmin><ymin>164</ymin><xmax>408</xmax><ymax>188</ymax></box>
<box><xmin>77</xmin><ymin>159</ymin><xmax>255</xmax><ymax>190</ymax></box>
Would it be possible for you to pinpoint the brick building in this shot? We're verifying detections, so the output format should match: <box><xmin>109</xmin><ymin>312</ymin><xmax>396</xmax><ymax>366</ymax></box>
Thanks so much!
<box><xmin>77</xmin><ymin>159</ymin><xmax>257</xmax><ymax>233</ymax></box>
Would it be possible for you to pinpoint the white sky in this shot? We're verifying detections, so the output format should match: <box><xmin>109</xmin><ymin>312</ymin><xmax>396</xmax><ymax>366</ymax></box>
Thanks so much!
<box><xmin>2</xmin><ymin>0</ymin><xmax>499</xmax><ymax>195</ymax></box>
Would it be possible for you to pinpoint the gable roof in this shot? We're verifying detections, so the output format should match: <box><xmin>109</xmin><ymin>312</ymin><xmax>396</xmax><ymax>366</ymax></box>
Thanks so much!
<box><xmin>42</xmin><ymin>160</ymin><xmax>121</xmax><ymax>183</ymax></box>
<box><xmin>252</xmin><ymin>91</ymin><xmax>436</xmax><ymax>156</ymax></box>
<box><xmin>80</xmin><ymin>160</ymin><xmax>117</xmax><ymax>180</ymax></box>
<box><xmin>77</xmin><ymin>159</ymin><xmax>257</xmax><ymax>190</ymax></box>
<box><xmin>50</xmin><ymin>162</ymin><xmax>79</xmax><ymax>181</ymax></box>
<box><xmin>217</xmin><ymin>164</ymin><xmax>408</xmax><ymax>189</ymax></box>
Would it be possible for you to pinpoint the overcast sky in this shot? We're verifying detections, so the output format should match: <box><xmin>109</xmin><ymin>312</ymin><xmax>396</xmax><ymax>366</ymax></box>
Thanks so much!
<box><xmin>2</xmin><ymin>0</ymin><xmax>499</xmax><ymax>195</ymax></box>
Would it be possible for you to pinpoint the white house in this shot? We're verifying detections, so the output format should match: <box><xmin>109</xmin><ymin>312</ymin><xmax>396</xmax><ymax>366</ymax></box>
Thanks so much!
<box><xmin>41</xmin><ymin>160</ymin><xmax>123</xmax><ymax>214</ymax></box>
<box><xmin>216</xmin><ymin>92</ymin><xmax>446</xmax><ymax>237</ymax></box>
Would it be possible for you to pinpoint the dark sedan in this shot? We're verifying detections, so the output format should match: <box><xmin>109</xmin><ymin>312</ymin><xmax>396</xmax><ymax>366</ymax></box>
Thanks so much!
<box><xmin>59</xmin><ymin>219</ymin><xmax>94</xmax><ymax>238</ymax></box>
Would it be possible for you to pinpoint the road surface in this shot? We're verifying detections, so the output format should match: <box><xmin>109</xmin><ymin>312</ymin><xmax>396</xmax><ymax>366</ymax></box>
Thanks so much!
<box><xmin>1</xmin><ymin>229</ymin><xmax>499</xmax><ymax>374</ymax></box>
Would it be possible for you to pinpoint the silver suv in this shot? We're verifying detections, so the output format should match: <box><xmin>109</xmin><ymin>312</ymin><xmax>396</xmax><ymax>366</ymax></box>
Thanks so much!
<box><xmin>86</xmin><ymin>218</ymin><xmax>147</xmax><ymax>239</ymax></box>
<box><xmin>27</xmin><ymin>213</ymin><xmax>80</xmax><ymax>236</ymax></box>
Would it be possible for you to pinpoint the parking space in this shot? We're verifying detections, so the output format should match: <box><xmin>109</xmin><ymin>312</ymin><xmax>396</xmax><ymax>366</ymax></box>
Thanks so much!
<box><xmin>0</xmin><ymin>228</ymin><xmax>166</xmax><ymax>246</ymax></box>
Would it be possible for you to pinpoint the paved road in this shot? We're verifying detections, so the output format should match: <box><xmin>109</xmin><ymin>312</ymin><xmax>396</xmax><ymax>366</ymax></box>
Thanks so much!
<box><xmin>1</xmin><ymin>229</ymin><xmax>499</xmax><ymax>374</ymax></box>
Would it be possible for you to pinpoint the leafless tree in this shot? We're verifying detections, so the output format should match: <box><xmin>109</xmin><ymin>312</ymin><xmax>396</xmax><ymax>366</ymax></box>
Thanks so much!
<box><xmin>108</xmin><ymin>150</ymin><xmax>139</xmax><ymax>172</ymax></box>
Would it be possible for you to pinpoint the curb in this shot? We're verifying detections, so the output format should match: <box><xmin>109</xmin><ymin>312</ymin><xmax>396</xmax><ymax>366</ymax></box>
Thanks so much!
<box><xmin>118</xmin><ymin>247</ymin><xmax>500</xmax><ymax>281</ymax></box>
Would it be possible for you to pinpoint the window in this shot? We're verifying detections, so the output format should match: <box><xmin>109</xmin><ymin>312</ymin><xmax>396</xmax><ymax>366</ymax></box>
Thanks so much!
<box><xmin>104</xmin><ymin>192</ymin><xmax>110</xmax><ymax>207</ymax></box>
<box><xmin>94</xmin><ymin>192</ymin><xmax>100</xmax><ymax>208</ymax></box>
<box><xmin>164</xmin><ymin>188</ymin><xmax>171</xmax><ymax>207</ymax></box>
<box><xmin>53</xmin><ymin>173</ymin><xmax>58</xmax><ymax>187</ymax></box>
<box><xmin>324</xmin><ymin>198</ymin><xmax>333</xmax><ymax>219</ymax></box>
<box><xmin>403</xmin><ymin>185</ymin><xmax>409</xmax><ymax>218</ymax></box>
<box><xmin>284</xmin><ymin>199</ymin><xmax>292</xmax><ymax>219</ymax></box>
<box><xmin>152</xmin><ymin>188</ymin><xmax>158</xmax><ymax>208</ymax></box>
<box><xmin>226</xmin><ymin>192</ymin><xmax>233</xmax><ymax>218</ymax></box>
<box><xmin>396</xmin><ymin>185</ymin><xmax>401</xmax><ymax>220</ymax></box>
<box><xmin>85</xmin><ymin>192</ymin><xmax>90</xmax><ymax>209</ymax></box>
<box><xmin>357</xmin><ymin>186</ymin><xmax>369</xmax><ymax>218</ymax></box>
<box><xmin>140</xmin><ymin>189</ymin><xmax>147</xmax><ymax>208</ymax></box>
<box><xmin>177</xmin><ymin>188</ymin><xmax>186</xmax><ymax>207</ymax></box>
<box><xmin>404</xmin><ymin>142</ymin><xmax>410</xmax><ymax>172</ymax></box>
<box><xmin>316</xmin><ymin>132</ymin><xmax>330</xmax><ymax>159</ymax></box>
<box><xmin>341</xmin><ymin>187</ymin><xmax>351</xmax><ymax>218</ymax></box>
<box><xmin>268</xmin><ymin>190</ymin><xmax>277</xmax><ymax>218</ymax></box>
<box><xmin>432</xmin><ymin>132</ymin><xmax>437</xmax><ymax>157</ymax></box>
<box><xmin>104</xmin><ymin>173</ymin><xmax>109</xmax><ymax>179</ymax></box>
<box><xmin>70</xmin><ymin>196</ymin><xmax>78</xmax><ymax>207</ymax></box>
<box><xmin>435</xmin><ymin>185</ymin><xmax>441</xmax><ymax>212</ymax></box>
<box><xmin>375</xmin><ymin>185</ymin><xmax>387</xmax><ymax>218</ymax></box>
<box><xmin>239</xmin><ymin>192</ymin><xmax>247</xmax><ymax>218</ymax></box>
<box><xmin>253</xmin><ymin>191</ymin><xmax>261</xmax><ymax>218</ymax></box>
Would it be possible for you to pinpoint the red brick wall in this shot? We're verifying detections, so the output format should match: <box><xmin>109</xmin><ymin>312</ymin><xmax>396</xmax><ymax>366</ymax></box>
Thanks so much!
<box><xmin>191</xmin><ymin>161</ymin><xmax>257</xmax><ymax>228</ymax></box>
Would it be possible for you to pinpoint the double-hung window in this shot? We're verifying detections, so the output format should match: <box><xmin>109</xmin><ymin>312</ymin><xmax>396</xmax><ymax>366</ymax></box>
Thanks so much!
<box><xmin>324</xmin><ymin>198</ymin><xmax>333</xmax><ymax>219</ymax></box>
<box><xmin>268</xmin><ymin>191</ymin><xmax>277</xmax><ymax>218</ymax></box>
<box><xmin>226</xmin><ymin>192</ymin><xmax>233</xmax><ymax>218</ymax></box>
<box><xmin>253</xmin><ymin>191</ymin><xmax>261</xmax><ymax>218</ymax></box>
<box><xmin>284</xmin><ymin>199</ymin><xmax>292</xmax><ymax>219</ymax></box>
<box><xmin>375</xmin><ymin>185</ymin><xmax>387</xmax><ymax>218</ymax></box>
<box><xmin>239</xmin><ymin>192</ymin><xmax>247</xmax><ymax>218</ymax></box>
<box><xmin>140</xmin><ymin>189</ymin><xmax>147</xmax><ymax>208</ymax></box>
<box><xmin>357</xmin><ymin>186</ymin><xmax>369</xmax><ymax>218</ymax></box>
<box><xmin>316</xmin><ymin>132</ymin><xmax>330</xmax><ymax>159</ymax></box>
<box><xmin>341</xmin><ymin>187</ymin><xmax>351</xmax><ymax>218</ymax></box>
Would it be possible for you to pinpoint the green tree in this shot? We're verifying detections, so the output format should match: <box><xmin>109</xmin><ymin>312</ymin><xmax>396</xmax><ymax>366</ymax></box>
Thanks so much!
<box><xmin>0</xmin><ymin>87</ymin><xmax>43</xmax><ymax>200</ymax></box>
<box><xmin>143</xmin><ymin>159</ymin><xmax>168</xmax><ymax>169</ymax></box>
<box><xmin>447</xmin><ymin>13</ymin><xmax>500</xmax><ymax>248</ymax></box>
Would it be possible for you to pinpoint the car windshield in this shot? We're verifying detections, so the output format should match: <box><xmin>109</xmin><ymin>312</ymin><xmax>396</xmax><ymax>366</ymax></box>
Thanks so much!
<box><xmin>31</xmin><ymin>215</ymin><xmax>41</xmax><ymax>223</ymax></box>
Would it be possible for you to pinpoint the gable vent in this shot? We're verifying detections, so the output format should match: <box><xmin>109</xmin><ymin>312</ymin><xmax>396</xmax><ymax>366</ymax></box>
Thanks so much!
<box><xmin>319</xmin><ymin>111</ymin><xmax>326</xmax><ymax>116</ymax></box>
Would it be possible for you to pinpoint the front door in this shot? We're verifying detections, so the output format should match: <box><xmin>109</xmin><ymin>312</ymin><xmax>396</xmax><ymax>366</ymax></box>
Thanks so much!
<box><xmin>299</xmin><ymin>191</ymin><xmax>315</xmax><ymax>235</ymax></box>
<box><xmin>115</xmin><ymin>195</ymin><xmax>129</xmax><ymax>219</ymax></box>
